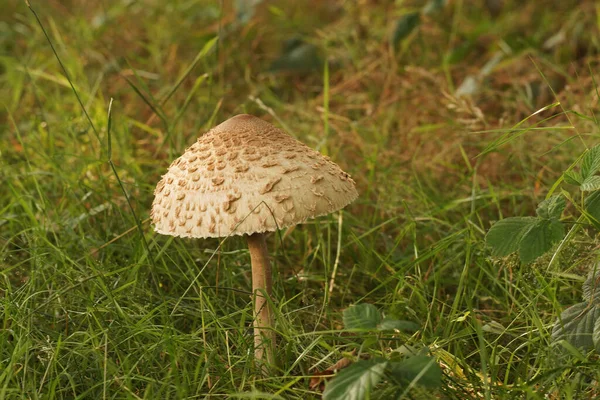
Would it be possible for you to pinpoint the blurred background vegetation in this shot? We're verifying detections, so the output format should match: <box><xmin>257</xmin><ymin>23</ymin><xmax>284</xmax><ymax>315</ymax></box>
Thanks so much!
<box><xmin>1</xmin><ymin>0</ymin><xmax>599</xmax><ymax>398</ymax></box>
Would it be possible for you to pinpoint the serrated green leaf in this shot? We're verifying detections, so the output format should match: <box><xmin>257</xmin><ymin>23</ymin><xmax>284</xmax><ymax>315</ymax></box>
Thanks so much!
<box><xmin>580</xmin><ymin>145</ymin><xmax>600</xmax><ymax>180</ymax></box>
<box><xmin>582</xmin><ymin>267</ymin><xmax>600</xmax><ymax>303</ymax></box>
<box><xmin>564</xmin><ymin>170</ymin><xmax>583</xmax><ymax>186</ymax></box>
<box><xmin>581</xmin><ymin>176</ymin><xmax>600</xmax><ymax>192</ymax></box>
<box><xmin>536</xmin><ymin>195</ymin><xmax>566</xmax><ymax>220</ymax></box>
<box><xmin>388</xmin><ymin>356</ymin><xmax>442</xmax><ymax>388</ymax></box>
<box><xmin>323</xmin><ymin>360</ymin><xmax>387</xmax><ymax>400</ymax></box>
<box><xmin>377</xmin><ymin>318</ymin><xmax>420</xmax><ymax>332</ymax></box>
<box><xmin>518</xmin><ymin>219</ymin><xmax>564</xmax><ymax>263</ymax></box>
<box><xmin>485</xmin><ymin>217</ymin><xmax>538</xmax><ymax>257</ymax></box>
<box><xmin>343</xmin><ymin>304</ymin><xmax>382</xmax><ymax>331</ymax></box>
<box><xmin>551</xmin><ymin>302</ymin><xmax>600</xmax><ymax>352</ymax></box>
<box><xmin>392</xmin><ymin>12</ymin><xmax>420</xmax><ymax>49</ymax></box>
<box><xmin>585</xmin><ymin>191</ymin><xmax>600</xmax><ymax>226</ymax></box>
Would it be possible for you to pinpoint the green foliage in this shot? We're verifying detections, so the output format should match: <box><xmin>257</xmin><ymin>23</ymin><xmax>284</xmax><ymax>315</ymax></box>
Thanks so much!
<box><xmin>323</xmin><ymin>360</ymin><xmax>388</xmax><ymax>400</ymax></box>
<box><xmin>378</xmin><ymin>318</ymin><xmax>420</xmax><ymax>332</ymax></box>
<box><xmin>343</xmin><ymin>303</ymin><xmax>382</xmax><ymax>330</ymax></box>
<box><xmin>551</xmin><ymin>268</ymin><xmax>600</xmax><ymax>353</ymax></box>
<box><xmin>387</xmin><ymin>356</ymin><xmax>442</xmax><ymax>388</ymax></box>
<box><xmin>585</xmin><ymin>191</ymin><xmax>600</xmax><ymax>226</ymax></box>
<box><xmin>536</xmin><ymin>195</ymin><xmax>567</xmax><ymax>220</ymax></box>
<box><xmin>518</xmin><ymin>218</ymin><xmax>565</xmax><ymax>263</ymax></box>
<box><xmin>485</xmin><ymin>216</ymin><xmax>539</xmax><ymax>258</ymax></box>
<box><xmin>324</xmin><ymin>304</ymin><xmax>441</xmax><ymax>400</ymax></box>
<box><xmin>564</xmin><ymin>145</ymin><xmax>600</xmax><ymax>192</ymax></box>
<box><xmin>486</xmin><ymin>145</ymin><xmax>600</xmax><ymax>264</ymax></box>
<box><xmin>392</xmin><ymin>12</ymin><xmax>421</xmax><ymax>49</ymax></box>
<box><xmin>343</xmin><ymin>304</ymin><xmax>420</xmax><ymax>333</ymax></box>
<box><xmin>580</xmin><ymin>146</ymin><xmax>600</xmax><ymax>183</ymax></box>
<box><xmin>392</xmin><ymin>0</ymin><xmax>446</xmax><ymax>49</ymax></box>
<box><xmin>583</xmin><ymin>267</ymin><xmax>600</xmax><ymax>303</ymax></box>
<box><xmin>564</xmin><ymin>171</ymin><xmax>582</xmax><ymax>186</ymax></box>
<box><xmin>269</xmin><ymin>37</ymin><xmax>322</xmax><ymax>73</ymax></box>
<box><xmin>486</xmin><ymin>195</ymin><xmax>565</xmax><ymax>263</ymax></box>
<box><xmin>486</xmin><ymin>144</ymin><xmax>600</xmax><ymax>356</ymax></box>
<box><xmin>581</xmin><ymin>176</ymin><xmax>600</xmax><ymax>192</ymax></box>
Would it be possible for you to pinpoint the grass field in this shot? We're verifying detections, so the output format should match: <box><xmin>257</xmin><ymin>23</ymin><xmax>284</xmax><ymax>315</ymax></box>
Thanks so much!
<box><xmin>1</xmin><ymin>0</ymin><xmax>600</xmax><ymax>398</ymax></box>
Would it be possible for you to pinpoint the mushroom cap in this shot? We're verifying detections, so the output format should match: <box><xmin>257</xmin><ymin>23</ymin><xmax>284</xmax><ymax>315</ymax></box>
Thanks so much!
<box><xmin>151</xmin><ymin>114</ymin><xmax>358</xmax><ymax>238</ymax></box>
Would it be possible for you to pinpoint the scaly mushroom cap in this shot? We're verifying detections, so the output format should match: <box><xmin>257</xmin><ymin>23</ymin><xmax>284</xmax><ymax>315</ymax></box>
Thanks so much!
<box><xmin>151</xmin><ymin>114</ymin><xmax>358</xmax><ymax>238</ymax></box>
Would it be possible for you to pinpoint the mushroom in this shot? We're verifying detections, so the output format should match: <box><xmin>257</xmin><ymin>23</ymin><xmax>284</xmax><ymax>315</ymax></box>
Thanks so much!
<box><xmin>151</xmin><ymin>114</ymin><xmax>358</xmax><ymax>366</ymax></box>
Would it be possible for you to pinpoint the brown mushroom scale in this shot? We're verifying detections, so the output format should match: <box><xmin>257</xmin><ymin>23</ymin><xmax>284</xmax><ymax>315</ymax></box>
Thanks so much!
<box><xmin>151</xmin><ymin>114</ymin><xmax>358</xmax><ymax>368</ymax></box>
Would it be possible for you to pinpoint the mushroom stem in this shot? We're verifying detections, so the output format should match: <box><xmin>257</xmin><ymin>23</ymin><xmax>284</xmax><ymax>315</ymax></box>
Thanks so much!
<box><xmin>246</xmin><ymin>232</ymin><xmax>275</xmax><ymax>367</ymax></box>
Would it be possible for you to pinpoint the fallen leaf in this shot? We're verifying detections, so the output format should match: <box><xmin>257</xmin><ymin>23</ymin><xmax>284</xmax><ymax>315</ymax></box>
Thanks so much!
<box><xmin>309</xmin><ymin>350</ymin><xmax>356</xmax><ymax>392</ymax></box>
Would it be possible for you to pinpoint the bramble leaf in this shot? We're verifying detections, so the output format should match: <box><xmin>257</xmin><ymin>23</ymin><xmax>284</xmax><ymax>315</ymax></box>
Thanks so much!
<box><xmin>564</xmin><ymin>170</ymin><xmax>583</xmax><ymax>186</ymax></box>
<box><xmin>582</xmin><ymin>268</ymin><xmax>600</xmax><ymax>303</ymax></box>
<box><xmin>343</xmin><ymin>304</ymin><xmax>381</xmax><ymax>331</ymax></box>
<box><xmin>323</xmin><ymin>360</ymin><xmax>388</xmax><ymax>400</ymax></box>
<box><xmin>552</xmin><ymin>268</ymin><xmax>600</xmax><ymax>353</ymax></box>
<box><xmin>551</xmin><ymin>302</ymin><xmax>600</xmax><ymax>353</ymax></box>
<box><xmin>485</xmin><ymin>217</ymin><xmax>537</xmax><ymax>257</ymax></box>
<box><xmin>518</xmin><ymin>219</ymin><xmax>564</xmax><ymax>263</ymax></box>
<box><xmin>580</xmin><ymin>145</ymin><xmax>600</xmax><ymax>180</ymax></box>
<box><xmin>377</xmin><ymin>318</ymin><xmax>420</xmax><ymax>332</ymax></box>
<box><xmin>536</xmin><ymin>195</ymin><xmax>566</xmax><ymax>220</ymax></box>
<box><xmin>580</xmin><ymin>176</ymin><xmax>600</xmax><ymax>192</ymax></box>
<box><xmin>565</xmin><ymin>145</ymin><xmax>600</xmax><ymax>191</ymax></box>
<box><xmin>584</xmin><ymin>191</ymin><xmax>600</xmax><ymax>226</ymax></box>
<box><xmin>388</xmin><ymin>356</ymin><xmax>442</xmax><ymax>388</ymax></box>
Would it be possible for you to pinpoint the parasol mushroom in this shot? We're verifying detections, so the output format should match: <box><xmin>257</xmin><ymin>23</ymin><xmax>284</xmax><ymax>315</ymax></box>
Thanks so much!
<box><xmin>151</xmin><ymin>114</ymin><xmax>358</xmax><ymax>366</ymax></box>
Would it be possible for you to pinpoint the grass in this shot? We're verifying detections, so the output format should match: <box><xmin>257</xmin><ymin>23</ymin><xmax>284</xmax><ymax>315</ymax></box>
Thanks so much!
<box><xmin>1</xmin><ymin>0</ymin><xmax>599</xmax><ymax>398</ymax></box>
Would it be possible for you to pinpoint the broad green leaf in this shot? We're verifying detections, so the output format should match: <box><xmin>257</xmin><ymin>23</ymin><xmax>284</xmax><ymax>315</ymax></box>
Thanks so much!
<box><xmin>536</xmin><ymin>195</ymin><xmax>566</xmax><ymax>220</ymax></box>
<box><xmin>564</xmin><ymin>170</ymin><xmax>583</xmax><ymax>186</ymax></box>
<box><xmin>582</xmin><ymin>268</ymin><xmax>600</xmax><ymax>303</ymax></box>
<box><xmin>377</xmin><ymin>318</ymin><xmax>420</xmax><ymax>332</ymax></box>
<box><xmin>551</xmin><ymin>302</ymin><xmax>600</xmax><ymax>352</ymax></box>
<box><xmin>580</xmin><ymin>145</ymin><xmax>600</xmax><ymax>180</ymax></box>
<box><xmin>580</xmin><ymin>176</ymin><xmax>600</xmax><ymax>192</ymax></box>
<box><xmin>518</xmin><ymin>219</ymin><xmax>564</xmax><ymax>263</ymax></box>
<box><xmin>343</xmin><ymin>304</ymin><xmax>382</xmax><ymax>331</ymax></box>
<box><xmin>584</xmin><ymin>191</ymin><xmax>600</xmax><ymax>225</ymax></box>
<box><xmin>323</xmin><ymin>360</ymin><xmax>388</xmax><ymax>400</ymax></box>
<box><xmin>485</xmin><ymin>217</ymin><xmax>537</xmax><ymax>257</ymax></box>
<box><xmin>392</xmin><ymin>12</ymin><xmax>420</xmax><ymax>49</ymax></box>
<box><xmin>388</xmin><ymin>356</ymin><xmax>442</xmax><ymax>388</ymax></box>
